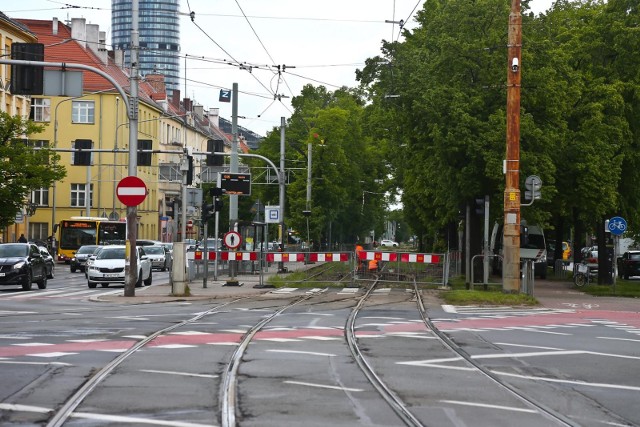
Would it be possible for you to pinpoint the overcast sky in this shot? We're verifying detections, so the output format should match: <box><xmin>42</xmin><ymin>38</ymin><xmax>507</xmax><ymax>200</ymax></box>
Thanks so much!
<box><xmin>7</xmin><ymin>0</ymin><xmax>554</xmax><ymax>137</ymax></box>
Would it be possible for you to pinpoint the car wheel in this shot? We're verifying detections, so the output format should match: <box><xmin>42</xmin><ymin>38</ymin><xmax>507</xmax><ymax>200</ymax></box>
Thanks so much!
<box><xmin>37</xmin><ymin>275</ymin><xmax>47</xmax><ymax>289</ymax></box>
<box><xmin>22</xmin><ymin>271</ymin><xmax>33</xmax><ymax>291</ymax></box>
<box><xmin>70</xmin><ymin>266</ymin><xmax>76</xmax><ymax>273</ymax></box>
<box><xmin>144</xmin><ymin>270</ymin><xmax>152</xmax><ymax>286</ymax></box>
<box><xmin>135</xmin><ymin>271</ymin><xmax>143</xmax><ymax>288</ymax></box>
<box><xmin>47</xmin><ymin>266</ymin><xmax>55</xmax><ymax>279</ymax></box>
<box><xmin>88</xmin><ymin>281</ymin><xmax>97</xmax><ymax>289</ymax></box>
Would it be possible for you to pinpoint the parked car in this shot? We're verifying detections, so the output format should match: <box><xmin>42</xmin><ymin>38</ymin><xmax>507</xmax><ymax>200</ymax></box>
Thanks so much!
<box><xmin>618</xmin><ymin>250</ymin><xmax>640</xmax><ymax>279</ymax></box>
<box><xmin>380</xmin><ymin>239</ymin><xmax>399</xmax><ymax>248</ymax></box>
<box><xmin>0</xmin><ymin>243</ymin><xmax>48</xmax><ymax>291</ymax></box>
<box><xmin>70</xmin><ymin>245</ymin><xmax>101</xmax><ymax>273</ymax></box>
<box><xmin>491</xmin><ymin>222</ymin><xmax>548</xmax><ymax>279</ymax></box>
<box><xmin>86</xmin><ymin>245</ymin><xmax>152</xmax><ymax>288</ymax></box>
<box><xmin>38</xmin><ymin>246</ymin><xmax>56</xmax><ymax>279</ymax></box>
<box><xmin>136</xmin><ymin>239</ymin><xmax>163</xmax><ymax>247</ymax></box>
<box><xmin>144</xmin><ymin>245</ymin><xmax>172</xmax><ymax>271</ymax></box>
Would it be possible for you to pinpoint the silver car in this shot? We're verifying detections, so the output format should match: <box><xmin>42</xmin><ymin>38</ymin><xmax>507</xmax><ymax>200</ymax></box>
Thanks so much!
<box><xmin>144</xmin><ymin>245</ymin><xmax>171</xmax><ymax>271</ymax></box>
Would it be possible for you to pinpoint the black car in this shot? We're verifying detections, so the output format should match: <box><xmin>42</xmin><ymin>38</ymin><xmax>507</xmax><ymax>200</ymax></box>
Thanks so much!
<box><xmin>619</xmin><ymin>250</ymin><xmax>640</xmax><ymax>279</ymax></box>
<box><xmin>0</xmin><ymin>243</ymin><xmax>48</xmax><ymax>290</ymax></box>
<box><xmin>38</xmin><ymin>246</ymin><xmax>56</xmax><ymax>279</ymax></box>
<box><xmin>70</xmin><ymin>245</ymin><xmax>101</xmax><ymax>273</ymax></box>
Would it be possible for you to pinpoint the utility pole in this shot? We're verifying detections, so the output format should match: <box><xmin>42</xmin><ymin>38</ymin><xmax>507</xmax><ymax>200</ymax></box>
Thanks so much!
<box><xmin>503</xmin><ymin>0</ymin><xmax>522</xmax><ymax>293</ymax></box>
<box><xmin>124</xmin><ymin>0</ymin><xmax>140</xmax><ymax>297</ymax></box>
<box><xmin>229</xmin><ymin>83</ymin><xmax>239</xmax><ymax>281</ymax></box>
<box><xmin>279</xmin><ymin>117</ymin><xmax>286</xmax><ymax>272</ymax></box>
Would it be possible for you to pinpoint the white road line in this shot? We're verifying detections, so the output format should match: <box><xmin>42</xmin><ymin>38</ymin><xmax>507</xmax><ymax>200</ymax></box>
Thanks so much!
<box><xmin>0</xmin><ymin>361</ymin><xmax>72</xmax><ymax>366</ymax></box>
<box><xmin>440</xmin><ymin>400</ymin><xmax>537</xmax><ymax>413</ymax></box>
<box><xmin>494</xmin><ymin>342</ymin><xmax>564</xmax><ymax>351</ymax></box>
<box><xmin>140</xmin><ymin>369</ymin><xmax>217</xmax><ymax>379</ymax></box>
<box><xmin>284</xmin><ymin>380</ymin><xmax>363</xmax><ymax>392</ymax></box>
<box><xmin>493</xmin><ymin>371</ymin><xmax>640</xmax><ymax>392</ymax></box>
<box><xmin>597</xmin><ymin>336</ymin><xmax>640</xmax><ymax>343</ymax></box>
<box><xmin>72</xmin><ymin>412</ymin><xmax>214</xmax><ymax>426</ymax></box>
<box><xmin>268</xmin><ymin>349</ymin><xmax>336</xmax><ymax>357</ymax></box>
<box><xmin>0</xmin><ymin>403</ymin><xmax>51</xmax><ymax>413</ymax></box>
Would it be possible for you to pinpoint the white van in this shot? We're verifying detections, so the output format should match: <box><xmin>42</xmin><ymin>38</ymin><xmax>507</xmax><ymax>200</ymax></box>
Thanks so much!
<box><xmin>490</xmin><ymin>222</ymin><xmax>547</xmax><ymax>279</ymax></box>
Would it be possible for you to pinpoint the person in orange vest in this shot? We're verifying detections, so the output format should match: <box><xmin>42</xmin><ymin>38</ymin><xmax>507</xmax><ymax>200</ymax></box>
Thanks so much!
<box><xmin>368</xmin><ymin>258</ymin><xmax>378</xmax><ymax>273</ymax></box>
<box><xmin>355</xmin><ymin>242</ymin><xmax>364</xmax><ymax>272</ymax></box>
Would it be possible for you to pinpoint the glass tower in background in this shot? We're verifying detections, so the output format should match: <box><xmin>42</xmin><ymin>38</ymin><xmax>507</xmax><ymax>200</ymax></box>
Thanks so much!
<box><xmin>112</xmin><ymin>0</ymin><xmax>180</xmax><ymax>93</ymax></box>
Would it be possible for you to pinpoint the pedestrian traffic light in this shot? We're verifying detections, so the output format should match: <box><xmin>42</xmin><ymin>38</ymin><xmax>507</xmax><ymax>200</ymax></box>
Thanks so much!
<box><xmin>73</xmin><ymin>139</ymin><xmax>92</xmax><ymax>165</ymax></box>
<box><xmin>206</xmin><ymin>139</ymin><xmax>224</xmax><ymax>166</ymax></box>
<box><xmin>137</xmin><ymin>139</ymin><xmax>152</xmax><ymax>166</ymax></box>
<box><xmin>474</xmin><ymin>197</ymin><xmax>485</xmax><ymax>215</ymax></box>
<box><xmin>215</xmin><ymin>197</ymin><xmax>224</xmax><ymax>212</ymax></box>
<box><xmin>10</xmin><ymin>43</ymin><xmax>44</xmax><ymax>95</ymax></box>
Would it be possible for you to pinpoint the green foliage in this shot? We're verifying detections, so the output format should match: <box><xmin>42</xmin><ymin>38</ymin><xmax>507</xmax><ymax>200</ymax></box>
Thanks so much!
<box><xmin>0</xmin><ymin>112</ymin><xmax>66</xmax><ymax>228</ymax></box>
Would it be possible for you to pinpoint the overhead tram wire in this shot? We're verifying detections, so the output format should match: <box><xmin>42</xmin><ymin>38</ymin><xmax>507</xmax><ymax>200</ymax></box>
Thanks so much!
<box><xmin>395</xmin><ymin>0</ymin><xmax>424</xmax><ymax>43</ymax></box>
<box><xmin>187</xmin><ymin>10</ymin><xmax>277</xmax><ymax>100</ymax></box>
<box><xmin>233</xmin><ymin>0</ymin><xmax>296</xmax><ymax>101</ymax></box>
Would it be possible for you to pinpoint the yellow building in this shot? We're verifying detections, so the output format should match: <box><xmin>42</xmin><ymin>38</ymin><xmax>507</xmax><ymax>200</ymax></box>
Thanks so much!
<box><xmin>0</xmin><ymin>12</ymin><xmax>38</xmax><ymax>242</ymax></box>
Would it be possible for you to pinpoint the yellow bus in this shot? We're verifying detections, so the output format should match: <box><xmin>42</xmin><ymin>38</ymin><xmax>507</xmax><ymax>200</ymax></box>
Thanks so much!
<box><xmin>56</xmin><ymin>217</ymin><xmax>127</xmax><ymax>263</ymax></box>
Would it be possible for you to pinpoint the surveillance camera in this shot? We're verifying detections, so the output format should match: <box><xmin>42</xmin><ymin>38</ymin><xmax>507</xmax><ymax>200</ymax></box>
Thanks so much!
<box><xmin>511</xmin><ymin>57</ymin><xmax>519</xmax><ymax>73</ymax></box>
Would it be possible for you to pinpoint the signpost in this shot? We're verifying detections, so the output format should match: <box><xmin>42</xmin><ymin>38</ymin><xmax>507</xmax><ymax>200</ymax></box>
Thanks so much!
<box><xmin>116</xmin><ymin>176</ymin><xmax>147</xmax><ymax>207</ymax></box>
<box><xmin>224</xmin><ymin>231</ymin><xmax>241</xmax><ymax>249</ymax></box>
<box><xmin>608</xmin><ymin>216</ymin><xmax>627</xmax><ymax>291</ymax></box>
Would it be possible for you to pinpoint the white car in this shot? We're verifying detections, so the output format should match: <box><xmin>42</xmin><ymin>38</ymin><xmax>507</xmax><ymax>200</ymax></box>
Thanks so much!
<box><xmin>87</xmin><ymin>245</ymin><xmax>152</xmax><ymax>288</ymax></box>
<box><xmin>380</xmin><ymin>239</ymin><xmax>399</xmax><ymax>248</ymax></box>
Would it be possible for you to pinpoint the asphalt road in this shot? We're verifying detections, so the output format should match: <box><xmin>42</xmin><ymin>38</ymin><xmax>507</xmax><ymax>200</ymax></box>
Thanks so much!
<box><xmin>0</xmin><ymin>268</ymin><xmax>638</xmax><ymax>426</ymax></box>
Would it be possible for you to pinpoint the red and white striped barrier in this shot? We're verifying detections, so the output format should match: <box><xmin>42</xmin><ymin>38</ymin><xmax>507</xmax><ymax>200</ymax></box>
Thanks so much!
<box><xmin>357</xmin><ymin>251</ymin><xmax>442</xmax><ymax>264</ymax></box>
<box><xmin>266</xmin><ymin>252</ymin><xmax>350</xmax><ymax>263</ymax></box>
<box><xmin>191</xmin><ymin>251</ymin><xmax>258</xmax><ymax>261</ymax></box>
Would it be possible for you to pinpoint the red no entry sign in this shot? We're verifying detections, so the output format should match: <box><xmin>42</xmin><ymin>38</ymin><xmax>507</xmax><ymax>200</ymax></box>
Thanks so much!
<box><xmin>116</xmin><ymin>176</ymin><xmax>147</xmax><ymax>207</ymax></box>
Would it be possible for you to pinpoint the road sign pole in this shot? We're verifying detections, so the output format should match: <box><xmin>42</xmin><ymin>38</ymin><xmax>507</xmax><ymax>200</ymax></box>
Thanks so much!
<box><xmin>124</xmin><ymin>0</ymin><xmax>140</xmax><ymax>297</ymax></box>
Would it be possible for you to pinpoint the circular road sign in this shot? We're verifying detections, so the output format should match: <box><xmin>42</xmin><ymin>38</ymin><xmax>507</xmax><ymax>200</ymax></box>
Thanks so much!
<box><xmin>224</xmin><ymin>231</ymin><xmax>242</xmax><ymax>249</ymax></box>
<box><xmin>116</xmin><ymin>176</ymin><xmax>147</xmax><ymax>207</ymax></box>
<box><xmin>608</xmin><ymin>216</ymin><xmax>627</xmax><ymax>236</ymax></box>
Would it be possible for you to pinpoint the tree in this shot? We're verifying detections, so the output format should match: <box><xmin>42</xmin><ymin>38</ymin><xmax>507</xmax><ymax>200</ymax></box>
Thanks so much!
<box><xmin>0</xmin><ymin>112</ymin><xmax>66</xmax><ymax>229</ymax></box>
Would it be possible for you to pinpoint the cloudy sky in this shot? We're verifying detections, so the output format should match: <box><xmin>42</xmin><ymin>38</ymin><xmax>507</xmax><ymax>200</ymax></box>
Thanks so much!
<box><xmin>6</xmin><ymin>0</ymin><xmax>554</xmax><ymax>137</ymax></box>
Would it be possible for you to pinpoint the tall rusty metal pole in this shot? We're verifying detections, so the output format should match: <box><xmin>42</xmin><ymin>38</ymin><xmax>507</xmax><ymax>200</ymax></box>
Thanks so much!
<box><xmin>503</xmin><ymin>0</ymin><xmax>522</xmax><ymax>293</ymax></box>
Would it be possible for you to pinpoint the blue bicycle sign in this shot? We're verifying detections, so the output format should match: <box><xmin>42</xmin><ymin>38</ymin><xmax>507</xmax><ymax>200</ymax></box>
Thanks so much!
<box><xmin>608</xmin><ymin>216</ymin><xmax>627</xmax><ymax>236</ymax></box>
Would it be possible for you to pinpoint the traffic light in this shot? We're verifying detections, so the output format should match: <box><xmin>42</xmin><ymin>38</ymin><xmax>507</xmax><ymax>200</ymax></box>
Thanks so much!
<box><xmin>10</xmin><ymin>43</ymin><xmax>44</xmax><ymax>95</ymax></box>
<box><xmin>474</xmin><ymin>197</ymin><xmax>485</xmax><ymax>215</ymax></box>
<box><xmin>202</xmin><ymin>203</ymin><xmax>215</xmax><ymax>221</ymax></box>
<box><xmin>207</xmin><ymin>139</ymin><xmax>224</xmax><ymax>166</ymax></box>
<box><xmin>73</xmin><ymin>139</ymin><xmax>92</xmax><ymax>166</ymax></box>
<box><xmin>138</xmin><ymin>139</ymin><xmax>152</xmax><ymax>166</ymax></box>
<box><xmin>186</xmin><ymin>155</ymin><xmax>194</xmax><ymax>185</ymax></box>
<box><xmin>215</xmin><ymin>196</ymin><xmax>224</xmax><ymax>212</ymax></box>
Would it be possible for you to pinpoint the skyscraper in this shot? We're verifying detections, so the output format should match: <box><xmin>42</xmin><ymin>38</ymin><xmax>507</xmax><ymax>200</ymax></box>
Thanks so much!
<box><xmin>111</xmin><ymin>0</ymin><xmax>180</xmax><ymax>93</ymax></box>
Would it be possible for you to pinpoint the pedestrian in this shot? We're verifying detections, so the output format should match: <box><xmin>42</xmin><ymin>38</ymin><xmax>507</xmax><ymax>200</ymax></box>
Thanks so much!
<box><xmin>18</xmin><ymin>233</ymin><xmax>27</xmax><ymax>243</ymax></box>
<box><xmin>368</xmin><ymin>259</ymin><xmax>379</xmax><ymax>273</ymax></box>
<box><xmin>355</xmin><ymin>242</ymin><xmax>364</xmax><ymax>272</ymax></box>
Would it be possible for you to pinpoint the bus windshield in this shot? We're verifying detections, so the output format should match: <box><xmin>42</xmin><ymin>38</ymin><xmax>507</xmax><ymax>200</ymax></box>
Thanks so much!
<box><xmin>59</xmin><ymin>221</ymin><xmax>97</xmax><ymax>250</ymax></box>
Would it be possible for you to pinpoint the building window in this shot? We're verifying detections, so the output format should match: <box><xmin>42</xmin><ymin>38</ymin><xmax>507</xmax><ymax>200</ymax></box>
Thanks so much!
<box><xmin>72</xmin><ymin>101</ymin><xmax>95</xmax><ymax>124</ymax></box>
<box><xmin>31</xmin><ymin>188</ymin><xmax>49</xmax><ymax>206</ymax></box>
<box><xmin>71</xmin><ymin>183</ymin><xmax>93</xmax><ymax>207</ymax></box>
<box><xmin>29</xmin><ymin>223</ymin><xmax>49</xmax><ymax>241</ymax></box>
<box><xmin>31</xmin><ymin>98</ymin><xmax>51</xmax><ymax>122</ymax></box>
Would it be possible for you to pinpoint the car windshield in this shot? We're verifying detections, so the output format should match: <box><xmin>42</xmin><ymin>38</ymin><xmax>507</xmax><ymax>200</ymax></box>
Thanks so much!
<box><xmin>96</xmin><ymin>247</ymin><xmax>125</xmax><ymax>260</ymax></box>
<box><xmin>145</xmin><ymin>246</ymin><xmax>164</xmax><ymax>255</ymax></box>
<box><xmin>0</xmin><ymin>244</ymin><xmax>28</xmax><ymax>257</ymax></box>
<box><xmin>630</xmin><ymin>253</ymin><xmax>640</xmax><ymax>261</ymax></box>
<box><xmin>77</xmin><ymin>245</ymin><xmax>99</xmax><ymax>254</ymax></box>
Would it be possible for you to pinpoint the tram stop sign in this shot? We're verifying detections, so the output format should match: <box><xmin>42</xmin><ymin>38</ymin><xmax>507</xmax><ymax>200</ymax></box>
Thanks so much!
<box><xmin>116</xmin><ymin>176</ymin><xmax>148</xmax><ymax>207</ymax></box>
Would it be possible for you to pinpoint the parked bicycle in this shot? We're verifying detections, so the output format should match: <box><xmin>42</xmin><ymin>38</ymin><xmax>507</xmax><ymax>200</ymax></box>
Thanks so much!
<box><xmin>573</xmin><ymin>262</ymin><xmax>591</xmax><ymax>287</ymax></box>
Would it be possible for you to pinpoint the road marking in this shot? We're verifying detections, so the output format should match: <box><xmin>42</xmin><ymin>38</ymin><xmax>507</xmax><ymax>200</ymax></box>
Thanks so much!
<box><xmin>0</xmin><ymin>360</ymin><xmax>71</xmax><ymax>366</ymax></box>
<box><xmin>0</xmin><ymin>403</ymin><xmax>51</xmax><ymax>413</ymax></box>
<box><xmin>268</xmin><ymin>349</ymin><xmax>336</xmax><ymax>357</ymax></box>
<box><xmin>140</xmin><ymin>369</ymin><xmax>217</xmax><ymax>379</ymax></box>
<box><xmin>150</xmin><ymin>344</ymin><xmax>197</xmax><ymax>349</ymax></box>
<box><xmin>493</xmin><ymin>371</ymin><xmax>640</xmax><ymax>392</ymax></box>
<box><xmin>494</xmin><ymin>342</ymin><xmax>564</xmax><ymax>351</ymax></box>
<box><xmin>26</xmin><ymin>352</ymin><xmax>78</xmax><ymax>358</ymax></box>
<box><xmin>298</xmin><ymin>336</ymin><xmax>341</xmax><ymax>341</ymax></box>
<box><xmin>597</xmin><ymin>336</ymin><xmax>640</xmax><ymax>343</ymax></box>
<box><xmin>72</xmin><ymin>412</ymin><xmax>213</xmax><ymax>426</ymax></box>
<box><xmin>440</xmin><ymin>400</ymin><xmax>537</xmax><ymax>413</ymax></box>
<box><xmin>284</xmin><ymin>380</ymin><xmax>363</xmax><ymax>392</ymax></box>
<box><xmin>12</xmin><ymin>342</ymin><xmax>54</xmax><ymax>347</ymax></box>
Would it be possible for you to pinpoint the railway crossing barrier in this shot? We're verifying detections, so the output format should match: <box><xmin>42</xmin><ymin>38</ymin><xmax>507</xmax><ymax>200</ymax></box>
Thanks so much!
<box><xmin>356</xmin><ymin>250</ymin><xmax>448</xmax><ymax>286</ymax></box>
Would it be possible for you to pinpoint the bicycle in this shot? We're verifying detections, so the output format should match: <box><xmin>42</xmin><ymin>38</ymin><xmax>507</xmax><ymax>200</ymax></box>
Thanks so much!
<box><xmin>573</xmin><ymin>262</ymin><xmax>591</xmax><ymax>287</ymax></box>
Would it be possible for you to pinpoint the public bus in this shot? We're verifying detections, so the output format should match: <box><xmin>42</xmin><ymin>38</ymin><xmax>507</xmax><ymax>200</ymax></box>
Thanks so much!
<box><xmin>56</xmin><ymin>217</ymin><xmax>127</xmax><ymax>263</ymax></box>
